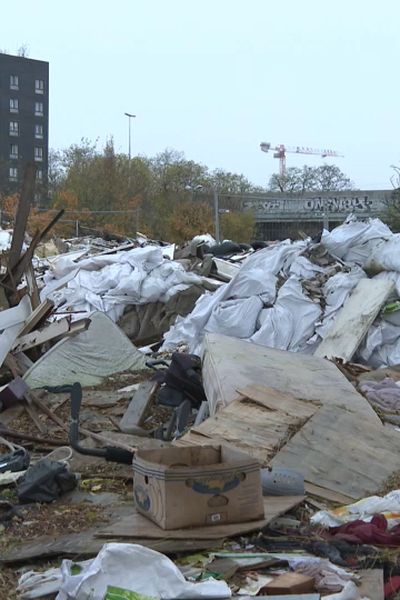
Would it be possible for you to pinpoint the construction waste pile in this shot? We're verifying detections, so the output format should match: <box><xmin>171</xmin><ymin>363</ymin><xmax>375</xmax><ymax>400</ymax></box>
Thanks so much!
<box><xmin>3</xmin><ymin>191</ymin><xmax>400</xmax><ymax>599</ymax></box>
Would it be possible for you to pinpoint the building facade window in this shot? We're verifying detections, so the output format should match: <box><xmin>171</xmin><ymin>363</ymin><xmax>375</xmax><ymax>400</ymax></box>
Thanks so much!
<box><xmin>9</xmin><ymin>121</ymin><xmax>19</xmax><ymax>136</ymax></box>
<box><xmin>34</xmin><ymin>101</ymin><xmax>44</xmax><ymax>116</ymax></box>
<box><xmin>34</xmin><ymin>146</ymin><xmax>43</xmax><ymax>161</ymax></box>
<box><xmin>34</xmin><ymin>124</ymin><xmax>44</xmax><ymax>139</ymax></box>
<box><xmin>9</xmin><ymin>167</ymin><xmax>18</xmax><ymax>181</ymax></box>
<box><xmin>9</xmin><ymin>98</ymin><xmax>19</xmax><ymax>113</ymax></box>
<box><xmin>10</xmin><ymin>144</ymin><xmax>18</xmax><ymax>159</ymax></box>
<box><xmin>35</xmin><ymin>79</ymin><xmax>44</xmax><ymax>94</ymax></box>
<box><xmin>36</xmin><ymin>169</ymin><xmax>43</xmax><ymax>181</ymax></box>
<box><xmin>10</xmin><ymin>75</ymin><xmax>19</xmax><ymax>90</ymax></box>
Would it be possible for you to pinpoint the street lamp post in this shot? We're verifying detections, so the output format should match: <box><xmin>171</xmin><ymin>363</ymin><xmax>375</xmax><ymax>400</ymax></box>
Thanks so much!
<box><xmin>124</xmin><ymin>112</ymin><xmax>136</xmax><ymax>233</ymax></box>
<box><xmin>213</xmin><ymin>189</ymin><xmax>221</xmax><ymax>243</ymax></box>
<box><xmin>124</xmin><ymin>112</ymin><xmax>136</xmax><ymax>161</ymax></box>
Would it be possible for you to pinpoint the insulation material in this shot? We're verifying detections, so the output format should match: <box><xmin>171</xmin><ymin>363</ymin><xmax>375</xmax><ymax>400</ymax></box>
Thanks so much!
<box><xmin>23</xmin><ymin>311</ymin><xmax>147</xmax><ymax>388</ymax></box>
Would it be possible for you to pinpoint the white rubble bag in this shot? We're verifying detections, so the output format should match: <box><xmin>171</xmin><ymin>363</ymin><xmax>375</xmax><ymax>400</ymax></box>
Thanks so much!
<box><xmin>251</xmin><ymin>276</ymin><xmax>321</xmax><ymax>352</ymax></box>
<box><xmin>205</xmin><ymin>296</ymin><xmax>263</xmax><ymax>338</ymax></box>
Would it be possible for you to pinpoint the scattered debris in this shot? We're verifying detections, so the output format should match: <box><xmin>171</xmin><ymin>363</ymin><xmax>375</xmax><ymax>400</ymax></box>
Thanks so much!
<box><xmin>3</xmin><ymin>211</ymin><xmax>400</xmax><ymax>598</ymax></box>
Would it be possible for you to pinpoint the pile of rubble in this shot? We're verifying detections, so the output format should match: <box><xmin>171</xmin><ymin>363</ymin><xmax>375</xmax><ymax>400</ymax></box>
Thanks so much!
<box><xmin>3</xmin><ymin>184</ymin><xmax>400</xmax><ymax>599</ymax></box>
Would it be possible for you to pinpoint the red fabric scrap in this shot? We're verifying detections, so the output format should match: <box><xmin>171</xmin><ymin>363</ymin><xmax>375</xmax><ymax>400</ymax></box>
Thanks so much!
<box><xmin>330</xmin><ymin>514</ymin><xmax>400</xmax><ymax>546</ymax></box>
<box><xmin>384</xmin><ymin>575</ymin><xmax>400</xmax><ymax>598</ymax></box>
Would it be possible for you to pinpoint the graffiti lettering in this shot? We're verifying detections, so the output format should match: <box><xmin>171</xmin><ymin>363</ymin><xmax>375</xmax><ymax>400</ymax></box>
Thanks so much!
<box><xmin>244</xmin><ymin>195</ymin><xmax>378</xmax><ymax>214</ymax></box>
<box><xmin>303</xmin><ymin>196</ymin><xmax>373</xmax><ymax>212</ymax></box>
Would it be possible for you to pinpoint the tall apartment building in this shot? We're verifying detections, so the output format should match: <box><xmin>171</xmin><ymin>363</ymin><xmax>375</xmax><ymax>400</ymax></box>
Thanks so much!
<box><xmin>0</xmin><ymin>53</ymin><xmax>49</xmax><ymax>199</ymax></box>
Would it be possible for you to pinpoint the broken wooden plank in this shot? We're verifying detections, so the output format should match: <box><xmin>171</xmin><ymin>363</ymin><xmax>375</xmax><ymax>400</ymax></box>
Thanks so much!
<box><xmin>304</xmin><ymin>483</ymin><xmax>355</xmax><ymax>505</ymax></box>
<box><xmin>24</xmin><ymin>400</ymin><xmax>47</xmax><ymax>435</ymax></box>
<box><xmin>11</xmin><ymin>317</ymin><xmax>90</xmax><ymax>353</ymax></box>
<box><xmin>25</xmin><ymin>261</ymin><xmax>41</xmax><ymax>309</ymax></box>
<box><xmin>237</xmin><ymin>385</ymin><xmax>320</xmax><ymax>419</ymax></box>
<box><xmin>272</xmin><ymin>405</ymin><xmax>400</xmax><ymax>500</ymax></box>
<box><xmin>177</xmin><ymin>384</ymin><xmax>320</xmax><ymax>464</ymax></box>
<box><xmin>17</xmin><ymin>298</ymin><xmax>54</xmax><ymax>337</ymax></box>
<box><xmin>315</xmin><ymin>278</ymin><xmax>394</xmax><ymax>362</ymax></box>
<box><xmin>119</xmin><ymin>380</ymin><xmax>157</xmax><ymax>433</ymax></box>
<box><xmin>7</xmin><ymin>163</ymin><xmax>36</xmax><ymax>273</ymax></box>
<box><xmin>1</xmin><ymin>210</ymin><xmax>65</xmax><ymax>306</ymax></box>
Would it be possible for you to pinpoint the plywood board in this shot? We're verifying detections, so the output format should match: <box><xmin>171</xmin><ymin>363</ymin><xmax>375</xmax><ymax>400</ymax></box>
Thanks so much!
<box><xmin>272</xmin><ymin>406</ymin><xmax>400</xmax><ymax>499</ymax></box>
<box><xmin>197</xmin><ymin>335</ymin><xmax>396</xmax><ymax>501</ymax></box>
<box><xmin>202</xmin><ymin>333</ymin><xmax>379</xmax><ymax>422</ymax></box>
<box><xmin>177</xmin><ymin>385</ymin><xmax>319</xmax><ymax>464</ymax></box>
<box><xmin>315</xmin><ymin>278</ymin><xmax>394</xmax><ymax>362</ymax></box>
<box><xmin>97</xmin><ymin>495</ymin><xmax>304</xmax><ymax>540</ymax></box>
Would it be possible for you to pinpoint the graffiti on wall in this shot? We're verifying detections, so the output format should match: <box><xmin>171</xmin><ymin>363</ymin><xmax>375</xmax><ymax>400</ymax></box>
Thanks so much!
<box><xmin>303</xmin><ymin>196</ymin><xmax>373</xmax><ymax>212</ymax></box>
<box><xmin>244</xmin><ymin>193</ymin><xmax>384</xmax><ymax>215</ymax></box>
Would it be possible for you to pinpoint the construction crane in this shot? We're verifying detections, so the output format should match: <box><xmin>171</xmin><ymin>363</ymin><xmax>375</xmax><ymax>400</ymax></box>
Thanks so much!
<box><xmin>260</xmin><ymin>142</ymin><xmax>343</xmax><ymax>177</ymax></box>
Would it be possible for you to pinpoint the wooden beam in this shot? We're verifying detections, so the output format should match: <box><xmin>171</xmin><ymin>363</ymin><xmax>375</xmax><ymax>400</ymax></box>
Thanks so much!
<box><xmin>7</xmin><ymin>163</ymin><xmax>36</xmax><ymax>272</ymax></box>
<box><xmin>11</xmin><ymin>318</ymin><xmax>90</xmax><ymax>353</ymax></box>
<box><xmin>25</xmin><ymin>262</ymin><xmax>41</xmax><ymax>309</ymax></box>
<box><xmin>17</xmin><ymin>298</ymin><xmax>54</xmax><ymax>337</ymax></box>
<box><xmin>119</xmin><ymin>380</ymin><xmax>157</xmax><ymax>434</ymax></box>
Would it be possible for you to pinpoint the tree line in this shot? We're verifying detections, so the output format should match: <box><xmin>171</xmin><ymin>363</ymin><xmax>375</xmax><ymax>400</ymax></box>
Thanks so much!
<box><xmin>0</xmin><ymin>138</ymin><xmax>355</xmax><ymax>243</ymax></box>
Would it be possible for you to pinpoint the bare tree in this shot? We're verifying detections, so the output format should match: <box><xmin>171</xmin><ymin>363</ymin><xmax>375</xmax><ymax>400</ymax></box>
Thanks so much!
<box><xmin>268</xmin><ymin>164</ymin><xmax>353</xmax><ymax>194</ymax></box>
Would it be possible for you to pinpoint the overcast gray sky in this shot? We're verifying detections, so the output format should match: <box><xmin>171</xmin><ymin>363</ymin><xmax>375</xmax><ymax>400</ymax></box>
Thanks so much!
<box><xmin>2</xmin><ymin>0</ymin><xmax>399</xmax><ymax>189</ymax></box>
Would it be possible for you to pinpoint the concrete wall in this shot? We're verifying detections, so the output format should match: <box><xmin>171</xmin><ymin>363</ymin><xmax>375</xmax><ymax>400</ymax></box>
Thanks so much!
<box><xmin>241</xmin><ymin>189</ymin><xmax>395</xmax><ymax>240</ymax></box>
<box><xmin>243</xmin><ymin>190</ymin><xmax>393</xmax><ymax>222</ymax></box>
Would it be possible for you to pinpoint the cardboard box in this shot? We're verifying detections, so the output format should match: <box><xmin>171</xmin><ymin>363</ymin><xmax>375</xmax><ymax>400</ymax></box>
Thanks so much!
<box><xmin>132</xmin><ymin>445</ymin><xmax>264</xmax><ymax>529</ymax></box>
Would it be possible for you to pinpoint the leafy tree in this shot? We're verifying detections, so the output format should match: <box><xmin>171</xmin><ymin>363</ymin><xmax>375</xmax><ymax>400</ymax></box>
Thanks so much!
<box><xmin>38</xmin><ymin>140</ymin><xmax>268</xmax><ymax>241</ymax></box>
<box><xmin>167</xmin><ymin>201</ymin><xmax>214</xmax><ymax>243</ymax></box>
<box><xmin>220</xmin><ymin>211</ymin><xmax>255</xmax><ymax>243</ymax></box>
<box><xmin>383</xmin><ymin>165</ymin><xmax>400</xmax><ymax>232</ymax></box>
<box><xmin>268</xmin><ymin>164</ymin><xmax>353</xmax><ymax>194</ymax></box>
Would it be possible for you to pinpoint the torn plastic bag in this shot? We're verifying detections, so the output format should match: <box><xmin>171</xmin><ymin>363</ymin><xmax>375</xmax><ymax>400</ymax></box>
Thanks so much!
<box><xmin>55</xmin><ymin>543</ymin><xmax>231</xmax><ymax>600</ymax></box>
<box><xmin>17</xmin><ymin>459</ymin><xmax>77</xmax><ymax>503</ymax></box>
<box><xmin>311</xmin><ymin>489</ymin><xmax>400</xmax><ymax>529</ymax></box>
